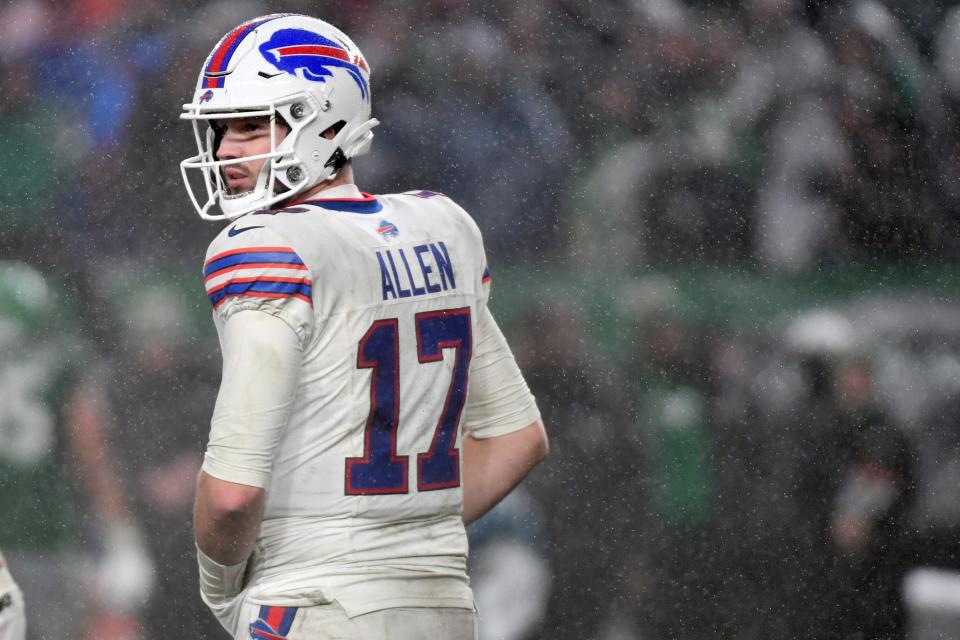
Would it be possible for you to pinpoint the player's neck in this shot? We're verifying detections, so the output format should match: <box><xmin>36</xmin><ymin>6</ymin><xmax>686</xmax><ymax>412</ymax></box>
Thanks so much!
<box><xmin>298</xmin><ymin>164</ymin><xmax>356</xmax><ymax>200</ymax></box>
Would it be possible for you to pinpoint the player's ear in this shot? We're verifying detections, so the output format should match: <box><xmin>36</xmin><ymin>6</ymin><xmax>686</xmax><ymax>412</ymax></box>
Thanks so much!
<box><xmin>321</xmin><ymin>120</ymin><xmax>346</xmax><ymax>140</ymax></box>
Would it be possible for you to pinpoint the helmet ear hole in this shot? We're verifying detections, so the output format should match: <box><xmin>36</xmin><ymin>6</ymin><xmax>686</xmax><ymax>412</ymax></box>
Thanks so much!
<box><xmin>321</xmin><ymin>120</ymin><xmax>347</xmax><ymax>140</ymax></box>
<box><xmin>321</xmin><ymin>120</ymin><xmax>348</xmax><ymax>171</ymax></box>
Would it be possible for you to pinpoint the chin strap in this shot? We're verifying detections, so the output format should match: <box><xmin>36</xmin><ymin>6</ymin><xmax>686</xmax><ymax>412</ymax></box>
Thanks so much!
<box><xmin>324</xmin><ymin>148</ymin><xmax>347</xmax><ymax>174</ymax></box>
<box><xmin>218</xmin><ymin>160</ymin><xmax>276</xmax><ymax>218</ymax></box>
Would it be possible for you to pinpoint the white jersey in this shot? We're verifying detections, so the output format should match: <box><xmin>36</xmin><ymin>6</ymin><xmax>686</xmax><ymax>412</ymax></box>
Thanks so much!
<box><xmin>201</xmin><ymin>184</ymin><xmax>539</xmax><ymax>616</ymax></box>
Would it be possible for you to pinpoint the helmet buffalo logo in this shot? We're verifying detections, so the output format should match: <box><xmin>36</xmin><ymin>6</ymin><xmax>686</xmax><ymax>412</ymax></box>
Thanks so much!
<box><xmin>199</xmin><ymin>89</ymin><xmax>215</xmax><ymax>104</ymax></box>
<box><xmin>259</xmin><ymin>29</ymin><xmax>369</xmax><ymax>100</ymax></box>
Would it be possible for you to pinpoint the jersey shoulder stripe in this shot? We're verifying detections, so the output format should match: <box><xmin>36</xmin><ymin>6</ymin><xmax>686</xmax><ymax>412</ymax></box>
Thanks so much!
<box><xmin>203</xmin><ymin>245</ymin><xmax>312</xmax><ymax>309</ymax></box>
<box><xmin>208</xmin><ymin>277</ymin><xmax>313</xmax><ymax>309</ymax></box>
<box><xmin>204</xmin><ymin>246</ymin><xmax>307</xmax><ymax>279</ymax></box>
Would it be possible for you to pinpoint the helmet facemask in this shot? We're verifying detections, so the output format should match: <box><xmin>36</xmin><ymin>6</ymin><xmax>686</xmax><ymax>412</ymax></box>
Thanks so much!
<box><xmin>182</xmin><ymin>98</ymin><xmax>313</xmax><ymax>221</ymax></box>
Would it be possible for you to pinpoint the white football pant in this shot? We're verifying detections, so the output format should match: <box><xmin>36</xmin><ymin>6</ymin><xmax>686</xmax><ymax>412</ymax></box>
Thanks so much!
<box><xmin>237</xmin><ymin>602</ymin><xmax>478</xmax><ymax>640</ymax></box>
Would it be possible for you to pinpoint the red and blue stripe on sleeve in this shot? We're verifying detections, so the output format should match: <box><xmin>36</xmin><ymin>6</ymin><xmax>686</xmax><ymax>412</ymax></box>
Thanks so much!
<box><xmin>249</xmin><ymin>606</ymin><xmax>297</xmax><ymax>640</ymax></box>
<box><xmin>203</xmin><ymin>246</ymin><xmax>313</xmax><ymax>309</ymax></box>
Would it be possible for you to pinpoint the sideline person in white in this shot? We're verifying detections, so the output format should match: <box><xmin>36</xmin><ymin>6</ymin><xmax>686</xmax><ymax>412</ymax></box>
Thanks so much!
<box><xmin>0</xmin><ymin>552</ymin><xmax>25</xmax><ymax>640</ymax></box>
<box><xmin>181</xmin><ymin>13</ymin><xmax>549</xmax><ymax>640</ymax></box>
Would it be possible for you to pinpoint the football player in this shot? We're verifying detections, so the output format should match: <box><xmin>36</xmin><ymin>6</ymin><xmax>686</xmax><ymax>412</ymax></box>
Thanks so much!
<box><xmin>0</xmin><ymin>261</ymin><xmax>154</xmax><ymax>639</ymax></box>
<box><xmin>181</xmin><ymin>13</ymin><xmax>548</xmax><ymax>640</ymax></box>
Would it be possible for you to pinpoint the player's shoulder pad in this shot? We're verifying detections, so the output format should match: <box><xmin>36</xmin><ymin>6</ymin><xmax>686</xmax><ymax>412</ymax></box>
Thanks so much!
<box><xmin>205</xmin><ymin>215</ymin><xmax>292</xmax><ymax>262</ymax></box>
<box><xmin>396</xmin><ymin>189</ymin><xmax>464</xmax><ymax>211</ymax></box>
<box><xmin>396</xmin><ymin>189</ymin><xmax>476</xmax><ymax>222</ymax></box>
<box><xmin>203</xmin><ymin>218</ymin><xmax>312</xmax><ymax>312</ymax></box>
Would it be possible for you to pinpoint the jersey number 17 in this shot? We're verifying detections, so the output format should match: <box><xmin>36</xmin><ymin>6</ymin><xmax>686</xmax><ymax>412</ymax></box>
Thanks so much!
<box><xmin>345</xmin><ymin>307</ymin><xmax>471</xmax><ymax>495</ymax></box>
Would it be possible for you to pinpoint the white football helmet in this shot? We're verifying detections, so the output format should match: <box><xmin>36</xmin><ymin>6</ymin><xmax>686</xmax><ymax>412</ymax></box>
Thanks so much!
<box><xmin>181</xmin><ymin>14</ymin><xmax>378</xmax><ymax>220</ymax></box>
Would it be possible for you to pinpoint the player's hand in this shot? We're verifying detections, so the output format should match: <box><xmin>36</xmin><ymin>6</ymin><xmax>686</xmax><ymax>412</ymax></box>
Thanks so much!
<box><xmin>94</xmin><ymin>522</ymin><xmax>155</xmax><ymax>613</ymax></box>
<box><xmin>83</xmin><ymin>610</ymin><xmax>142</xmax><ymax>640</ymax></box>
<box><xmin>831</xmin><ymin>514</ymin><xmax>871</xmax><ymax>555</ymax></box>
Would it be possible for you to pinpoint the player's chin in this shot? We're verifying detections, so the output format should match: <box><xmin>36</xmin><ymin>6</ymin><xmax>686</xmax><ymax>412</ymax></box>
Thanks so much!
<box><xmin>225</xmin><ymin>180</ymin><xmax>253</xmax><ymax>195</ymax></box>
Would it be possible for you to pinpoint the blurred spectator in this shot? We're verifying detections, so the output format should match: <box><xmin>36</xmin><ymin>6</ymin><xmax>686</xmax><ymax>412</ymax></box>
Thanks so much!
<box><xmin>375</xmin><ymin>19</ymin><xmax>572</xmax><ymax>262</ymax></box>
<box><xmin>509</xmin><ymin>295</ymin><xmax>633</xmax><ymax>639</ymax></box>
<box><xmin>620</xmin><ymin>303</ymin><xmax>717</xmax><ymax>639</ymax></box>
<box><xmin>468</xmin><ymin>487</ymin><xmax>551</xmax><ymax>640</ymax></box>
<box><xmin>935</xmin><ymin>5</ymin><xmax>960</xmax><ymax>100</ymax></box>
<box><xmin>814</xmin><ymin>1</ymin><xmax>950</xmax><ymax>265</ymax></box>
<box><xmin>0</xmin><ymin>1</ymin><xmax>50</xmax><ymax>62</ymax></box>
<box><xmin>742</xmin><ymin>0</ymin><xmax>845</xmax><ymax>270</ymax></box>
<box><xmin>0</xmin><ymin>261</ymin><xmax>153</xmax><ymax>640</ymax></box>
<box><xmin>780</xmin><ymin>311</ymin><xmax>911</xmax><ymax>638</ymax></box>
<box><xmin>98</xmin><ymin>264</ymin><xmax>222</xmax><ymax>639</ymax></box>
<box><xmin>563</xmin><ymin>6</ymin><xmax>759</xmax><ymax>270</ymax></box>
<box><xmin>706</xmin><ymin>307</ymin><xmax>918</xmax><ymax>638</ymax></box>
<box><xmin>644</xmin><ymin>164</ymin><xmax>754</xmax><ymax>265</ymax></box>
<box><xmin>828</xmin><ymin>359</ymin><xmax>916</xmax><ymax>640</ymax></box>
<box><xmin>0</xmin><ymin>59</ymin><xmax>64</xmax><ymax>241</ymax></box>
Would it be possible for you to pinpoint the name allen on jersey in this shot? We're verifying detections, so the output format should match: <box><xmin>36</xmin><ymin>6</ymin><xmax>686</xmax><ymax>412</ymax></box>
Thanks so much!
<box><xmin>376</xmin><ymin>242</ymin><xmax>456</xmax><ymax>301</ymax></box>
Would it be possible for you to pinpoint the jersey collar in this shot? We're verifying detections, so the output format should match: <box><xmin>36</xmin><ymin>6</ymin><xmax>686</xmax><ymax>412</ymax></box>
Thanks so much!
<box><xmin>293</xmin><ymin>184</ymin><xmax>383</xmax><ymax>214</ymax></box>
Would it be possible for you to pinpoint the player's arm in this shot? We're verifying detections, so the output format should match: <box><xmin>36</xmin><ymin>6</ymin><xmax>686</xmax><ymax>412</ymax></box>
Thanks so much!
<box><xmin>462</xmin><ymin>418</ymin><xmax>548</xmax><ymax>525</ymax></box>
<box><xmin>194</xmin><ymin>474</ymin><xmax>264</xmax><ymax>565</ymax></box>
<box><xmin>193</xmin><ymin>309</ymin><xmax>301</xmax><ymax>599</ymax></box>
<box><xmin>67</xmin><ymin>383</ymin><xmax>130</xmax><ymax>524</ymax></box>
<box><xmin>67</xmin><ymin>379</ymin><xmax>155</xmax><ymax>613</ymax></box>
<box><xmin>461</xmin><ymin>307</ymin><xmax>548</xmax><ymax>525</ymax></box>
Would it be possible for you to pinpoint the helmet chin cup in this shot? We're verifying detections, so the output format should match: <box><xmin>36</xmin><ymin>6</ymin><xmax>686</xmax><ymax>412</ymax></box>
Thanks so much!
<box><xmin>180</xmin><ymin>14</ymin><xmax>375</xmax><ymax>221</ymax></box>
<box><xmin>219</xmin><ymin>160</ymin><xmax>275</xmax><ymax>218</ymax></box>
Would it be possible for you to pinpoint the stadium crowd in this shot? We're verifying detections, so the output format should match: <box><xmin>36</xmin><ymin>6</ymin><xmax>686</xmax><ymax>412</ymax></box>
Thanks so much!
<box><xmin>4</xmin><ymin>0</ymin><xmax>960</xmax><ymax>638</ymax></box>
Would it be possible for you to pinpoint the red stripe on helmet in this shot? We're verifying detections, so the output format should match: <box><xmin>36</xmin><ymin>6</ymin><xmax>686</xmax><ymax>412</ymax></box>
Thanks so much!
<box><xmin>275</xmin><ymin>44</ymin><xmax>351</xmax><ymax>61</ymax></box>
<box><xmin>207</xmin><ymin>24</ymin><xmax>252</xmax><ymax>73</ymax></box>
